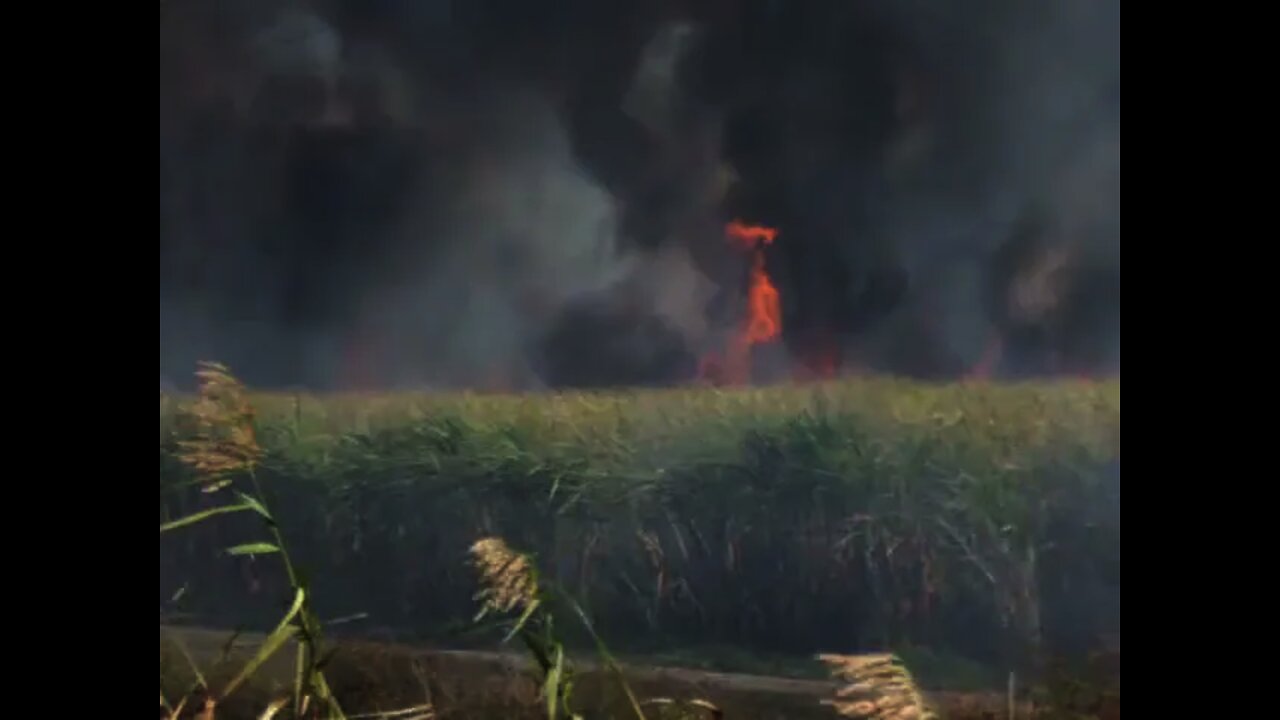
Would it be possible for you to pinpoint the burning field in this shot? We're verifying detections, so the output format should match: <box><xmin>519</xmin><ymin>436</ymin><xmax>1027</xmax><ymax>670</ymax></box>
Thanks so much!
<box><xmin>160</xmin><ymin>0</ymin><xmax>1119</xmax><ymax>393</ymax></box>
<box><xmin>160</xmin><ymin>3</ymin><xmax>1119</xmax><ymax>715</ymax></box>
<box><xmin>161</xmin><ymin>375</ymin><xmax>1120</xmax><ymax>713</ymax></box>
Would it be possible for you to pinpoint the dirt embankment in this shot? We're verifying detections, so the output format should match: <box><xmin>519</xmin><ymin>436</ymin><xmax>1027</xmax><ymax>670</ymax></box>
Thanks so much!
<box><xmin>160</xmin><ymin>626</ymin><xmax>1034</xmax><ymax>719</ymax></box>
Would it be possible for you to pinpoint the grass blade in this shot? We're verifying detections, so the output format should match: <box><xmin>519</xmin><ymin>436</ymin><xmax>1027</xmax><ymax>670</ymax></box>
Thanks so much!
<box><xmin>314</xmin><ymin>646</ymin><xmax>341</xmax><ymax>672</ymax></box>
<box><xmin>325</xmin><ymin>612</ymin><xmax>370</xmax><ymax>627</ymax></box>
<box><xmin>561</xmin><ymin>591</ymin><xmax>646</xmax><ymax>720</ymax></box>
<box><xmin>202</xmin><ymin>478</ymin><xmax>234</xmax><ymax>493</ymax></box>
<box><xmin>259</xmin><ymin>697</ymin><xmax>289</xmax><ymax>720</ymax></box>
<box><xmin>641</xmin><ymin>698</ymin><xmax>722</xmax><ymax>719</ymax></box>
<box><xmin>160</xmin><ymin>503</ymin><xmax>254</xmax><ymax>532</ymax></box>
<box><xmin>236</xmin><ymin>492</ymin><xmax>274</xmax><ymax>522</ymax></box>
<box><xmin>521</xmin><ymin>631</ymin><xmax>552</xmax><ymax>673</ymax></box>
<box><xmin>545</xmin><ymin>644</ymin><xmax>564</xmax><ymax>720</ymax></box>
<box><xmin>226</xmin><ymin>542</ymin><xmax>280</xmax><ymax>557</ymax></box>
<box><xmin>311</xmin><ymin>671</ymin><xmax>348</xmax><ymax>719</ymax></box>
<box><xmin>294</xmin><ymin>640</ymin><xmax>307</xmax><ymax>717</ymax></box>
<box><xmin>195</xmin><ymin>698</ymin><xmax>216</xmax><ymax>720</ymax></box>
<box><xmin>167</xmin><ymin>632</ymin><xmax>208</xmax><ymax>690</ymax></box>
<box><xmin>220</xmin><ymin>588</ymin><xmax>306</xmax><ymax>701</ymax></box>
<box><xmin>219</xmin><ymin>629</ymin><xmax>244</xmax><ymax>665</ymax></box>
<box><xmin>503</xmin><ymin>598</ymin><xmax>541</xmax><ymax>644</ymax></box>
<box><xmin>349</xmin><ymin>704</ymin><xmax>437</xmax><ymax>719</ymax></box>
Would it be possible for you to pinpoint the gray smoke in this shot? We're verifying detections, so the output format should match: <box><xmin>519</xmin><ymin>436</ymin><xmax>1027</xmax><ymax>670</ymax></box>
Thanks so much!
<box><xmin>357</xmin><ymin>89</ymin><xmax>641</xmax><ymax>389</ymax></box>
<box><xmin>159</xmin><ymin>0</ymin><xmax>1120</xmax><ymax>389</ymax></box>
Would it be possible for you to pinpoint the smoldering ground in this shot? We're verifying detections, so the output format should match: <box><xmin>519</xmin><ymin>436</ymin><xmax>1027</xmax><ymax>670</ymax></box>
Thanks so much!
<box><xmin>159</xmin><ymin>0</ymin><xmax>1119</xmax><ymax>391</ymax></box>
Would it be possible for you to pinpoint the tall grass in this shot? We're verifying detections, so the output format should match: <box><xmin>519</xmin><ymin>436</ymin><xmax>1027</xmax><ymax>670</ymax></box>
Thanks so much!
<box><xmin>161</xmin><ymin>377</ymin><xmax>1119</xmax><ymax>680</ymax></box>
<box><xmin>159</xmin><ymin>364</ymin><xmax>728</xmax><ymax>719</ymax></box>
<box><xmin>160</xmin><ymin>362</ymin><xmax>350</xmax><ymax>720</ymax></box>
<box><xmin>469</xmin><ymin>535</ymin><xmax>654</xmax><ymax>720</ymax></box>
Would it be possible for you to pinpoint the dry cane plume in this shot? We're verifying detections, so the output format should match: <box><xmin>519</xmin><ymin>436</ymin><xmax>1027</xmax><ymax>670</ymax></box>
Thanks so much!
<box><xmin>817</xmin><ymin>654</ymin><xmax>938</xmax><ymax>720</ymax></box>
<box><xmin>469</xmin><ymin>536</ymin><xmax>539</xmax><ymax>618</ymax></box>
<box><xmin>176</xmin><ymin>360</ymin><xmax>264</xmax><ymax>490</ymax></box>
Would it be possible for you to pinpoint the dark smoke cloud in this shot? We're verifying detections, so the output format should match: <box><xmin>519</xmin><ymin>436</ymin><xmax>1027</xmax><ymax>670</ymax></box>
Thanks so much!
<box><xmin>159</xmin><ymin>0</ymin><xmax>1119</xmax><ymax>390</ymax></box>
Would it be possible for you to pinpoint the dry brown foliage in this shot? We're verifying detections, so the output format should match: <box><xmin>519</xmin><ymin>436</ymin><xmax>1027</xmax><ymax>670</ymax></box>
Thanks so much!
<box><xmin>469</xmin><ymin>536</ymin><xmax>539</xmax><ymax>617</ymax></box>
<box><xmin>176</xmin><ymin>361</ymin><xmax>265</xmax><ymax>489</ymax></box>
<box><xmin>817</xmin><ymin>653</ymin><xmax>937</xmax><ymax>720</ymax></box>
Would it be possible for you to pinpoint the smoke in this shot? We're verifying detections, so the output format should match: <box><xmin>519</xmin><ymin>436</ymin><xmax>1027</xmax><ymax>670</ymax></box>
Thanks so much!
<box><xmin>160</xmin><ymin>0</ymin><xmax>1119</xmax><ymax>390</ymax></box>
<box><xmin>623</xmin><ymin>22</ymin><xmax>700</xmax><ymax>137</ymax></box>
<box><xmin>355</xmin><ymin>89</ymin><xmax>641</xmax><ymax>389</ymax></box>
<box><xmin>160</xmin><ymin>2</ymin><xmax>650</xmax><ymax>390</ymax></box>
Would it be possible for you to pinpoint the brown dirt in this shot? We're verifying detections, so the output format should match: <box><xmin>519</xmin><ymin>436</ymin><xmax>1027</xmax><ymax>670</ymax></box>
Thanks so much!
<box><xmin>159</xmin><ymin>625</ymin><xmax>1035</xmax><ymax>720</ymax></box>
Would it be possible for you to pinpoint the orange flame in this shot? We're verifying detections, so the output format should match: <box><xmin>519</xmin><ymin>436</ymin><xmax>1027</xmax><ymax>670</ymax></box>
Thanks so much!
<box><xmin>725</xmin><ymin>220</ymin><xmax>778</xmax><ymax>249</ymax></box>
<box><xmin>743</xmin><ymin>251</ymin><xmax>782</xmax><ymax>344</ymax></box>
<box><xmin>701</xmin><ymin>220</ymin><xmax>783</xmax><ymax>386</ymax></box>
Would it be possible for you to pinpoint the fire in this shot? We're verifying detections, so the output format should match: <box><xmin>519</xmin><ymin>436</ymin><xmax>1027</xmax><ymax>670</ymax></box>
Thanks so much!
<box><xmin>725</xmin><ymin>220</ymin><xmax>778</xmax><ymax>249</ymax></box>
<box><xmin>793</xmin><ymin>330</ymin><xmax>842</xmax><ymax>382</ymax></box>
<box><xmin>743</xmin><ymin>251</ymin><xmax>782</xmax><ymax>344</ymax></box>
<box><xmin>701</xmin><ymin>220</ymin><xmax>783</xmax><ymax>386</ymax></box>
<box><xmin>967</xmin><ymin>332</ymin><xmax>1003</xmax><ymax>381</ymax></box>
<box><xmin>811</xmin><ymin>347</ymin><xmax>840</xmax><ymax>379</ymax></box>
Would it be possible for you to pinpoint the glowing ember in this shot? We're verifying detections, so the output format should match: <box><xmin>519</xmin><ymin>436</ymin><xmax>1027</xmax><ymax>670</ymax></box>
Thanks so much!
<box><xmin>967</xmin><ymin>332</ymin><xmax>1003</xmax><ymax>380</ymax></box>
<box><xmin>811</xmin><ymin>349</ymin><xmax>839</xmax><ymax>379</ymax></box>
<box><xmin>701</xmin><ymin>220</ymin><xmax>783</xmax><ymax>386</ymax></box>
<box><xmin>697</xmin><ymin>350</ymin><xmax>726</xmax><ymax>386</ymax></box>
<box><xmin>793</xmin><ymin>330</ymin><xmax>842</xmax><ymax>382</ymax></box>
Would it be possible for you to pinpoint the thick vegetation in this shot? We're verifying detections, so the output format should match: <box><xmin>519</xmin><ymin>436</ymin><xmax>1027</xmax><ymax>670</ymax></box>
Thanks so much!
<box><xmin>160</xmin><ymin>377</ymin><xmax>1120</xmax><ymax>682</ymax></box>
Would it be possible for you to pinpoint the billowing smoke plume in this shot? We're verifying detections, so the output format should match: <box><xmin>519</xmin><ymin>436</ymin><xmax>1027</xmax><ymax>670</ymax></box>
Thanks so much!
<box><xmin>159</xmin><ymin>0</ymin><xmax>1120</xmax><ymax>390</ymax></box>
